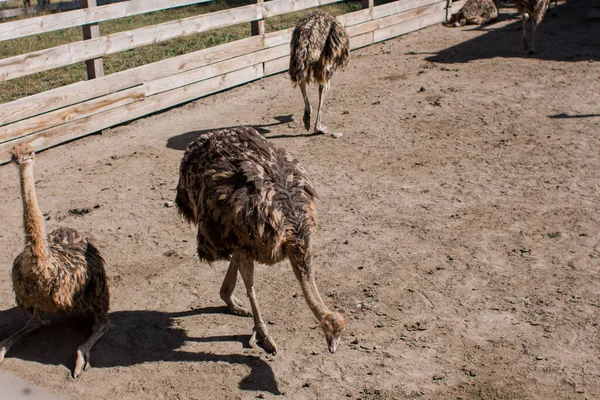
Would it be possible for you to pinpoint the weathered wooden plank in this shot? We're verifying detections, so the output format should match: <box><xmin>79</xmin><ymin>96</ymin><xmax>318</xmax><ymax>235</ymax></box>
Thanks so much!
<box><xmin>264</xmin><ymin>56</ymin><xmax>289</xmax><ymax>76</ymax></box>
<box><xmin>0</xmin><ymin>36</ymin><xmax>264</xmax><ymax>127</ymax></box>
<box><xmin>263</xmin><ymin>0</ymin><xmax>343</xmax><ymax>17</ymax></box>
<box><xmin>0</xmin><ymin>4</ymin><xmax>262</xmax><ymax>82</ymax></box>
<box><xmin>0</xmin><ymin>0</ymin><xmax>212</xmax><ymax>42</ymax></box>
<box><xmin>372</xmin><ymin>0</ymin><xmax>441</xmax><ymax>19</ymax></box>
<box><xmin>349</xmin><ymin>31</ymin><xmax>373</xmax><ymax>50</ymax></box>
<box><xmin>337</xmin><ymin>8</ymin><xmax>371</xmax><ymax>27</ymax></box>
<box><xmin>361</xmin><ymin>0</ymin><xmax>374</xmax><ymax>11</ymax></box>
<box><xmin>347</xmin><ymin>1</ymin><xmax>445</xmax><ymax>37</ymax></box>
<box><xmin>451</xmin><ymin>0</ymin><xmax>466</xmax><ymax>12</ymax></box>
<box><xmin>145</xmin><ymin>44</ymin><xmax>288</xmax><ymax>96</ymax></box>
<box><xmin>264</xmin><ymin>27</ymin><xmax>294</xmax><ymax>48</ymax></box>
<box><xmin>0</xmin><ymin>87</ymin><xmax>145</xmax><ymax>143</ymax></box>
<box><xmin>0</xmin><ymin>65</ymin><xmax>264</xmax><ymax>164</ymax></box>
<box><xmin>81</xmin><ymin>0</ymin><xmax>105</xmax><ymax>80</ymax></box>
<box><xmin>251</xmin><ymin>0</ymin><xmax>265</xmax><ymax>36</ymax></box>
<box><xmin>0</xmin><ymin>3</ymin><xmax>63</xmax><ymax>20</ymax></box>
<box><xmin>373</xmin><ymin>8</ymin><xmax>446</xmax><ymax>42</ymax></box>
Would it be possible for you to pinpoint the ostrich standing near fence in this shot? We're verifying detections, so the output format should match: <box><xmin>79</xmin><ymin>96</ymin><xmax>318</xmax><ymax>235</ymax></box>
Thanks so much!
<box><xmin>289</xmin><ymin>11</ymin><xmax>349</xmax><ymax>134</ymax></box>
<box><xmin>516</xmin><ymin>0</ymin><xmax>550</xmax><ymax>53</ymax></box>
<box><xmin>0</xmin><ymin>143</ymin><xmax>110</xmax><ymax>379</ymax></box>
<box><xmin>444</xmin><ymin>0</ymin><xmax>498</xmax><ymax>27</ymax></box>
<box><xmin>176</xmin><ymin>126</ymin><xmax>345</xmax><ymax>354</ymax></box>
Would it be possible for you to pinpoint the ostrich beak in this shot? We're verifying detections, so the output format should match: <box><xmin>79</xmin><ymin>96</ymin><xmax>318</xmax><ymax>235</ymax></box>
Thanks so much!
<box><xmin>327</xmin><ymin>338</ymin><xmax>339</xmax><ymax>354</ymax></box>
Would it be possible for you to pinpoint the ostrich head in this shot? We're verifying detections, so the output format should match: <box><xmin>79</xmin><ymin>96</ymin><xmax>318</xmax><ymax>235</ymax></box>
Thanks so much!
<box><xmin>320</xmin><ymin>311</ymin><xmax>346</xmax><ymax>354</ymax></box>
<box><xmin>10</xmin><ymin>143</ymin><xmax>35</xmax><ymax>166</ymax></box>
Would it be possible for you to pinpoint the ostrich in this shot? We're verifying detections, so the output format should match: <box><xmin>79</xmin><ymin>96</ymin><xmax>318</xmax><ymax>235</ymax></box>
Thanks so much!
<box><xmin>0</xmin><ymin>143</ymin><xmax>110</xmax><ymax>379</ymax></box>
<box><xmin>175</xmin><ymin>126</ymin><xmax>345</xmax><ymax>354</ymax></box>
<box><xmin>289</xmin><ymin>11</ymin><xmax>350</xmax><ymax>134</ymax></box>
<box><xmin>444</xmin><ymin>0</ymin><xmax>498</xmax><ymax>27</ymax></box>
<box><xmin>516</xmin><ymin>0</ymin><xmax>550</xmax><ymax>53</ymax></box>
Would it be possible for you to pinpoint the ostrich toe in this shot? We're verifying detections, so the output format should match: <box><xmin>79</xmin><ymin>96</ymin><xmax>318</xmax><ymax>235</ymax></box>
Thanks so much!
<box><xmin>73</xmin><ymin>348</ymin><xmax>90</xmax><ymax>379</ymax></box>
<box><xmin>229</xmin><ymin>296</ymin><xmax>252</xmax><ymax>317</ymax></box>
<box><xmin>249</xmin><ymin>325</ymin><xmax>277</xmax><ymax>354</ymax></box>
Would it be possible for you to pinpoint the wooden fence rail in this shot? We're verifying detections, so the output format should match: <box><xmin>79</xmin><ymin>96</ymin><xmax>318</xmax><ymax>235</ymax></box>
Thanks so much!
<box><xmin>0</xmin><ymin>0</ymin><xmax>462</xmax><ymax>164</ymax></box>
<box><xmin>0</xmin><ymin>0</ymin><xmax>212</xmax><ymax>41</ymax></box>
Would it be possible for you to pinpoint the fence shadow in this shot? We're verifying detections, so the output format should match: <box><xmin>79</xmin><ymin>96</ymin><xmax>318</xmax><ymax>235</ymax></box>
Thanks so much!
<box><xmin>166</xmin><ymin>115</ymin><xmax>294</xmax><ymax>151</ymax></box>
<box><xmin>0</xmin><ymin>306</ymin><xmax>281</xmax><ymax>394</ymax></box>
<box><xmin>426</xmin><ymin>0</ymin><xmax>599</xmax><ymax>63</ymax></box>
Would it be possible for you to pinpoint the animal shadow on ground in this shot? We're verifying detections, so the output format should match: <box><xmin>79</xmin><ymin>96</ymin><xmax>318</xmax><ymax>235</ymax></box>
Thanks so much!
<box><xmin>426</xmin><ymin>1</ymin><xmax>599</xmax><ymax>63</ymax></box>
<box><xmin>549</xmin><ymin>113</ymin><xmax>600</xmax><ymax>119</ymax></box>
<box><xmin>0</xmin><ymin>307</ymin><xmax>281</xmax><ymax>394</ymax></box>
<box><xmin>166</xmin><ymin>115</ymin><xmax>294</xmax><ymax>151</ymax></box>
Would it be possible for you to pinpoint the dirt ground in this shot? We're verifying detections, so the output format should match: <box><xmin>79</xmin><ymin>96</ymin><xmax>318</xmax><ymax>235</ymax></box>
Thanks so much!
<box><xmin>1</xmin><ymin>1</ymin><xmax>599</xmax><ymax>399</ymax></box>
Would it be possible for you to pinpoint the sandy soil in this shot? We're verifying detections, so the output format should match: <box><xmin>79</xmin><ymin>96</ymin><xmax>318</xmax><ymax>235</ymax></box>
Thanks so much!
<box><xmin>1</xmin><ymin>1</ymin><xmax>599</xmax><ymax>399</ymax></box>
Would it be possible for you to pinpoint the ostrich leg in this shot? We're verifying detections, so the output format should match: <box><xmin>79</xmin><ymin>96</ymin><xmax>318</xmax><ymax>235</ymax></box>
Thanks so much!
<box><xmin>300</xmin><ymin>82</ymin><xmax>312</xmax><ymax>131</ymax></box>
<box><xmin>0</xmin><ymin>309</ymin><xmax>48</xmax><ymax>363</ymax></box>
<box><xmin>521</xmin><ymin>13</ymin><xmax>529</xmax><ymax>52</ymax></box>
<box><xmin>237</xmin><ymin>252</ymin><xmax>277</xmax><ymax>354</ymax></box>
<box><xmin>220</xmin><ymin>253</ymin><xmax>252</xmax><ymax>317</ymax></box>
<box><xmin>73</xmin><ymin>320</ymin><xmax>110</xmax><ymax>379</ymax></box>
<box><xmin>529</xmin><ymin>19</ymin><xmax>539</xmax><ymax>54</ymax></box>
<box><xmin>315</xmin><ymin>81</ymin><xmax>330</xmax><ymax>133</ymax></box>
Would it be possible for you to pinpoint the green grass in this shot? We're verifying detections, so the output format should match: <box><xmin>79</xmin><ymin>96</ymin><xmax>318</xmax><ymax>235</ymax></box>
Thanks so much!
<box><xmin>0</xmin><ymin>0</ymin><xmax>362</xmax><ymax>104</ymax></box>
<box><xmin>0</xmin><ymin>0</ymin><xmax>25</xmax><ymax>10</ymax></box>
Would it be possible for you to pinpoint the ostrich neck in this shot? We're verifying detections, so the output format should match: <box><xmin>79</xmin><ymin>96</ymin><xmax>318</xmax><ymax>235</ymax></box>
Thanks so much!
<box><xmin>18</xmin><ymin>163</ymin><xmax>49</xmax><ymax>260</ymax></box>
<box><xmin>298</xmin><ymin>269</ymin><xmax>330</xmax><ymax>321</ymax></box>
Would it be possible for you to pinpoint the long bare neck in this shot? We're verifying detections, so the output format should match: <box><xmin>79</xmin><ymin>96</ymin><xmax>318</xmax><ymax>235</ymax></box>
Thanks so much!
<box><xmin>292</xmin><ymin>257</ymin><xmax>331</xmax><ymax>322</ymax></box>
<box><xmin>299</xmin><ymin>277</ymin><xmax>330</xmax><ymax>321</ymax></box>
<box><xmin>18</xmin><ymin>162</ymin><xmax>49</xmax><ymax>260</ymax></box>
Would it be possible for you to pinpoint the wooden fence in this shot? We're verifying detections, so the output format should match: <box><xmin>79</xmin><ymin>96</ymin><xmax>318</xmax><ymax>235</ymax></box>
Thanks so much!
<box><xmin>0</xmin><ymin>0</ymin><xmax>465</xmax><ymax>164</ymax></box>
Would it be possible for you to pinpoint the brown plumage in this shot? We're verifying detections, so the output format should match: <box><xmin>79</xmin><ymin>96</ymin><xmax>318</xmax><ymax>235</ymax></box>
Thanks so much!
<box><xmin>445</xmin><ymin>0</ymin><xmax>498</xmax><ymax>27</ymax></box>
<box><xmin>0</xmin><ymin>143</ymin><xmax>110</xmax><ymax>379</ymax></box>
<box><xmin>176</xmin><ymin>126</ymin><xmax>345</xmax><ymax>354</ymax></box>
<box><xmin>515</xmin><ymin>0</ymin><xmax>550</xmax><ymax>53</ymax></box>
<box><xmin>289</xmin><ymin>11</ymin><xmax>349</xmax><ymax>133</ymax></box>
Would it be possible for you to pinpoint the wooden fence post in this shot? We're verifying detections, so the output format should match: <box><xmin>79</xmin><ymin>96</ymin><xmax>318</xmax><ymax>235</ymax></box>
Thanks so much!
<box><xmin>81</xmin><ymin>0</ymin><xmax>104</xmax><ymax>79</ymax></box>
<box><xmin>251</xmin><ymin>0</ymin><xmax>265</xmax><ymax>36</ymax></box>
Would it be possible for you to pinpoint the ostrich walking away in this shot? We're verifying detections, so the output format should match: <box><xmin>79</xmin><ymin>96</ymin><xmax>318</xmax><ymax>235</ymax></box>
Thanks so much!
<box><xmin>176</xmin><ymin>126</ymin><xmax>345</xmax><ymax>354</ymax></box>
<box><xmin>516</xmin><ymin>0</ymin><xmax>550</xmax><ymax>53</ymax></box>
<box><xmin>0</xmin><ymin>143</ymin><xmax>110</xmax><ymax>379</ymax></box>
<box><xmin>289</xmin><ymin>11</ymin><xmax>349</xmax><ymax>134</ymax></box>
<box><xmin>444</xmin><ymin>0</ymin><xmax>498</xmax><ymax>27</ymax></box>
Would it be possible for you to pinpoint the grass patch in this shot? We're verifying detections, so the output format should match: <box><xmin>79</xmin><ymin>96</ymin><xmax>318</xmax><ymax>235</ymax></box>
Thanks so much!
<box><xmin>264</xmin><ymin>1</ymin><xmax>362</xmax><ymax>33</ymax></box>
<box><xmin>0</xmin><ymin>0</ymin><xmax>362</xmax><ymax>104</ymax></box>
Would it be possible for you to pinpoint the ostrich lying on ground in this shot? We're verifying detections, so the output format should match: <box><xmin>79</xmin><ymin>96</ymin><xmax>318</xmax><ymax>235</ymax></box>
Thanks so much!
<box><xmin>0</xmin><ymin>143</ymin><xmax>110</xmax><ymax>379</ymax></box>
<box><xmin>444</xmin><ymin>0</ymin><xmax>498</xmax><ymax>27</ymax></box>
<box><xmin>516</xmin><ymin>0</ymin><xmax>550</xmax><ymax>53</ymax></box>
<box><xmin>289</xmin><ymin>11</ymin><xmax>349</xmax><ymax>134</ymax></box>
<box><xmin>176</xmin><ymin>126</ymin><xmax>345</xmax><ymax>354</ymax></box>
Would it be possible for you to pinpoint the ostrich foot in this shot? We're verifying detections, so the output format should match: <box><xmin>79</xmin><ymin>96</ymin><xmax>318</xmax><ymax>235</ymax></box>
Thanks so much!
<box><xmin>303</xmin><ymin>110</ymin><xmax>311</xmax><ymax>131</ymax></box>
<box><xmin>528</xmin><ymin>49</ymin><xmax>536</xmax><ymax>55</ymax></box>
<box><xmin>523</xmin><ymin>38</ymin><xmax>528</xmax><ymax>52</ymax></box>
<box><xmin>249</xmin><ymin>325</ymin><xmax>277</xmax><ymax>354</ymax></box>
<box><xmin>72</xmin><ymin>320</ymin><xmax>109</xmax><ymax>379</ymax></box>
<box><xmin>227</xmin><ymin>296</ymin><xmax>252</xmax><ymax>317</ymax></box>
<box><xmin>315</xmin><ymin>123</ymin><xmax>328</xmax><ymax>134</ymax></box>
<box><xmin>73</xmin><ymin>348</ymin><xmax>90</xmax><ymax>380</ymax></box>
<box><xmin>0</xmin><ymin>317</ymin><xmax>48</xmax><ymax>364</ymax></box>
